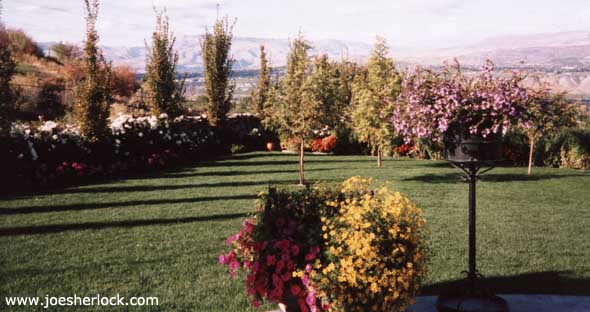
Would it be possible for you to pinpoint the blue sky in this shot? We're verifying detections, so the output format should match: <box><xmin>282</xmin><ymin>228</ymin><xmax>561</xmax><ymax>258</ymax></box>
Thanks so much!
<box><xmin>3</xmin><ymin>0</ymin><xmax>590</xmax><ymax>48</ymax></box>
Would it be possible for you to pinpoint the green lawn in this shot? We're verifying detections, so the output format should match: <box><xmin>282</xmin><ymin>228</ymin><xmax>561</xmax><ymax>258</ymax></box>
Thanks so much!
<box><xmin>1</xmin><ymin>152</ymin><xmax>590</xmax><ymax>311</ymax></box>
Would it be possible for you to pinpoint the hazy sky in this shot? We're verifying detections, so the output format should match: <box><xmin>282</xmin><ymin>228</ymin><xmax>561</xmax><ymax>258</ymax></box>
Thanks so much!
<box><xmin>3</xmin><ymin>0</ymin><xmax>590</xmax><ymax>48</ymax></box>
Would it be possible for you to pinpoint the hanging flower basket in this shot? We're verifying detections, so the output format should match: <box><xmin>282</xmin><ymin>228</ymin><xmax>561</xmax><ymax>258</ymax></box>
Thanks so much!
<box><xmin>445</xmin><ymin>132</ymin><xmax>503</xmax><ymax>163</ymax></box>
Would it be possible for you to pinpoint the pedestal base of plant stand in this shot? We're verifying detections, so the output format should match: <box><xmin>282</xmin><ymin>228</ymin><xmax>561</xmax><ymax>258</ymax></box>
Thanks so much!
<box><xmin>436</xmin><ymin>288</ymin><xmax>508</xmax><ymax>312</ymax></box>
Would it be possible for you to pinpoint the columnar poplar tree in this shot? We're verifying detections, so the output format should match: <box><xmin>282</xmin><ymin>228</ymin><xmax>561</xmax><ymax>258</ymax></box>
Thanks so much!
<box><xmin>201</xmin><ymin>17</ymin><xmax>235</xmax><ymax>127</ymax></box>
<box><xmin>350</xmin><ymin>37</ymin><xmax>401</xmax><ymax>167</ymax></box>
<box><xmin>0</xmin><ymin>0</ymin><xmax>16</xmax><ymax>136</ymax></box>
<box><xmin>251</xmin><ymin>45</ymin><xmax>272</xmax><ymax>117</ymax></box>
<box><xmin>74</xmin><ymin>0</ymin><xmax>112</xmax><ymax>141</ymax></box>
<box><xmin>144</xmin><ymin>10</ymin><xmax>185</xmax><ymax>117</ymax></box>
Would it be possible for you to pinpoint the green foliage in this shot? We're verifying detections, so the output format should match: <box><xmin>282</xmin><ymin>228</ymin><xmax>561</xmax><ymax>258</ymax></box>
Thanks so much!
<box><xmin>304</xmin><ymin>54</ymin><xmax>341</xmax><ymax>129</ymax></box>
<box><xmin>144</xmin><ymin>10</ymin><xmax>185</xmax><ymax>117</ymax></box>
<box><xmin>36</xmin><ymin>78</ymin><xmax>66</xmax><ymax>119</ymax></box>
<box><xmin>0</xmin><ymin>25</ymin><xmax>16</xmax><ymax>135</ymax></box>
<box><xmin>541</xmin><ymin>129</ymin><xmax>590</xmax><ymax>169</ymax></box>
<box><xmin>230</xmin><ymin>144</ymin><xmax>247</xmax><ymax>154</ymax></box>
<box><xmin>273</xmin><ymin>36</ymin><xmax>325</xmax><ymax>140</ymax></box>
<box><xmin>201</xmin><ymin>17</ymin><xmax>235</xmax><ymax>127</ymax></box>
<box><xmin>350</xmin><ymin>37</ymin><xmax>401</xmax><ymax>158</ymax></box>
<box><xmin>74</xmin><ymin>0</ymin><xmax>112</xmax><ymax>141</ymax></box>
<box><xmin>251</xmin><ymin>45</ymin><xmax>271</xmax><ymax>117</ymax></box>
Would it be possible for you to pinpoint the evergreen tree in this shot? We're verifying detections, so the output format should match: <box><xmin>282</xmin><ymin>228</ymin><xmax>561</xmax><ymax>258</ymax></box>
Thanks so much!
<box><xmin>74</xmin><ymin>0</ymin><xmax>112</xmax><ymax>141</ymax></box>
<box><xmin>201</xmin><ymin>17</ymin><xmax>235</xmax><ymax>127</ymax></box>
<box><xmin>251</xmin><ymin>45</ymin><xmax>271</xmax><ymax>118</ymax></box>
<box><xmin>144</xmin><ymin>10</ymin><xmax>184</xmax><ymax>117</ymax></box>
<box><xmin>0</xmin><ymin>0</ymin><xmax>16</xmax><ymax>136</ymax></box>
<box><xmin>350</xmin><ymin>37</ymin><xmax>401</xmax><ymax>167</ymax></box>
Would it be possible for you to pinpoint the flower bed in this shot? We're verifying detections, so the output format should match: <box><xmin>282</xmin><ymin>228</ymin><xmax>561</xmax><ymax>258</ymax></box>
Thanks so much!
<box><xmin>1</xmin><ymin>113</ymin><xmax>274</xmax><ymax>193</ymax></box>
<box><xmin>220</xmin><ymin>177</ymin><xmax>428</xmax><ymax>311</ymax></box>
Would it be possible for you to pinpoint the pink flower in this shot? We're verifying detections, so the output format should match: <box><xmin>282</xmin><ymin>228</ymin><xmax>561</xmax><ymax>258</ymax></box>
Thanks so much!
<box><xmin>218</xmin><ymin>254</ymin><xmax>227</xmax><ymax>264</ymax></box>
<box><xmin>252</xmin><ymin>299</ymin><xmax>261</xmax><ymax>308</ymax></box>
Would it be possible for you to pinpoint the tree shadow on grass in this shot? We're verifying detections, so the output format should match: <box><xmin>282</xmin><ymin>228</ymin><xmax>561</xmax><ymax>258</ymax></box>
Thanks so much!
<box><xmin>19</xmin><ymin>179</ymin><xmax>299</xmax><ymax>196</ymax></box>
<box><xmin>0</xmin><ymin>212</ymin><xmax>249</xmax><ymax>236</ymax></box>
<box><xmin>403</xmin><ymin>173</ymin><xmax>583</xmax><ymax>184</ymax></box>
<box><xmin>422</xmin><ymin>271</ymin><xmax>590</xmax><ymax>296</ymax></box>
<box><xmin>151</xmin><ymin>167</ymin><xmax>335</xmax><ymax>180</ymax></box>
<box><xmin>0</xmin><ymin>194</ymin><xmax>258</xmax><ymax>215</ymax></box>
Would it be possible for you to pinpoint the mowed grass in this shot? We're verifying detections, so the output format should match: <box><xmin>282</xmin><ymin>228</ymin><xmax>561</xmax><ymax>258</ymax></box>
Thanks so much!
<box><xmin>1</xmin><ymin>152</ymin><xmax>590</xmax><ymax>311</ymax></box>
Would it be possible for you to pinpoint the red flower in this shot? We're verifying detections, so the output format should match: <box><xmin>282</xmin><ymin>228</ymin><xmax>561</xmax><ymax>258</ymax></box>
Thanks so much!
<box><xmin>290</xmin><ymin>284</ymin><xmax>302</xmax><ymax>296</ymax></box>
<box><xmin>267</xmin><ymin>255</ymin><xmax>277</xmax><ymax>266</ymax></box>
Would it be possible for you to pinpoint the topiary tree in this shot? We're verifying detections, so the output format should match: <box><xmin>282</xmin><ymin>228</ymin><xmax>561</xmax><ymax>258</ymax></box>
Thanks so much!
<box><xmin>201</xmin><ymin>16</ymin><xmax>235</xmax><ymax>127</ymax></box>
<box><xmin>144</xmin><ymin>9</ymin><xmax>185</xmax><ymax>117</ymax></box>
<box><xmin>0</xmin><ymin>0</ymin><xmax>17</xmax><ymax>136</ymax></box>
<box><xmin>251</xmin><ymin>44</ymin><xmax>272</xmax><ymax>118</ymax></box>
<box><xmin>350</xmin><ymin>37</ymin><xmax>401</xmax><ymax>167</ymax></box>
<box><xmin>74</xmin><ymin>0</ymin><xmax>112</xmax><ymax>141</ymax></box>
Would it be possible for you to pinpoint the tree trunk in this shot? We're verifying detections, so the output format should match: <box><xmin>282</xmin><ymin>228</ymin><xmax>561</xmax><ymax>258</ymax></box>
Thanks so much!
<box><xmin>527</xmin><ymin>135</ymin><xmax>535</xmax><ymax>176</ymax></box>
<box><xmin>377</xmin><ymin>149</ymin><xmax>382</xmax><ymax>167</ymax></box>
<box><xmin>298</xmin><ymin>139</ymin><xmax>305</xmax><ymax>186</ymax></box>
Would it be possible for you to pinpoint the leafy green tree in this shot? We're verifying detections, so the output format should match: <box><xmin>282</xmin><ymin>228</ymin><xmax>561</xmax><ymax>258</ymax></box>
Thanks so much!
<box><xmin>273</xmin><ymin>35</ymin><xmax>332</xmax><ymax>185</ymax></box>
<box><xmin>201</xmin><ymin>17</ymin><xmax>235</xmax><ymax>127</ymax></box>
<box><xmin>0</xmin><ymin>3</ymin><xmax>16</xmax><ymax>136</ymax></box>
<box><xmin>251</xmin><ymin>45</ymin><xmax>272</xmax><ymax>117</ymax></box>
<box><xmin>524</xmin><ymin>92</ymin><xmax>577</xmax><ymax>175</ymax></box>
<box><xmin>350</xmin><ymin>37</ymin><xmax>401</xmax><ymax>167</ymax></box>
<box><xmin>74</xmin><ymin>0</ymin><xmax>112</xmax><ymax>141</ymax></box>
<box><xmin>144</xmin><ymin>10</ymin><xmax>185</xmax><ymax>117</ymax></box>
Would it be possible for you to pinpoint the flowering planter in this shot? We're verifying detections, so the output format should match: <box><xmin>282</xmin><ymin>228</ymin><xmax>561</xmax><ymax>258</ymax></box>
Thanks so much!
<box><xmin>445</xmin><ymin>134</ymin><xmax>503</xmax><ymax>163</ymax></box>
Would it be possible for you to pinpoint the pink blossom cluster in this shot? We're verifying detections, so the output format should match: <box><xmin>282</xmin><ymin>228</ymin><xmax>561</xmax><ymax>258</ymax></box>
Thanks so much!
<box><xmin>219</xmin><ymin>217</ymin><xmax>323</xmax><ymax>311</ymax></box>
<box><xmin>393</xmin><ymin>61</ymin><xmax>534</xmax><ymax>142</ymax></box>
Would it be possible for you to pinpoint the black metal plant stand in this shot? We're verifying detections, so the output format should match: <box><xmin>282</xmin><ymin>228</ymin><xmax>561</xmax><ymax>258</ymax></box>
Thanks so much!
<box><xmin>435</xmin><ymin>160</ymin><xmax>509</xmax><ymax>312</ymax></box>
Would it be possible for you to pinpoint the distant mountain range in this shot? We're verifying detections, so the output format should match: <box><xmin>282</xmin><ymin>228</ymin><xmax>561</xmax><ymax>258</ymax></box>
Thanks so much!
<box><xmin>93</xmin><ymin>31</ymin><xmax>590</xmax><ymax>73</ymax></box>
<box><xmin>41</xmin><ymin>31</ymin><xmax>590</xmax><ymax>97</ymax></box>
<box><xmin>98</xmin><ymin>36</ymin><xmax>373</xmax><ymax>72</ymax></box>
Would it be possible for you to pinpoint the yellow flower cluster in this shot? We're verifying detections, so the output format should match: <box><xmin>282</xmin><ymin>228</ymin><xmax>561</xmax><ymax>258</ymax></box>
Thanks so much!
<box><xmin>314</xmin><ymin>176</ymin><xmax>428</xmax><ymax>312</ymax></box>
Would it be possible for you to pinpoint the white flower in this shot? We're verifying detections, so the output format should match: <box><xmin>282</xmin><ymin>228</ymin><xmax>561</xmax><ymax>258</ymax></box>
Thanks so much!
<box><xmin>138</xmin><ymin>132</ymin><xmax>144</xmax><ymax>137</ymax></box>
<box><xmin>17</xmin><ymin>153</ymin><xmax>24</xmax><ymax>159</ymax></box>
<box><xmin>176</xmin><ymin>140</ymin><xmax>182</xmax><ymax>145</ymax></box>
<box><xmin>115</xmin><ymin>139</ymin><xmax>121</xmax><ymax>145</ymax></box>
<box><xmin>159</xmin><ymin>113</ymin><xmax>168</xmax><ymax>119</ymax></box>
<box><xmin>38</xmin><ymin>121</ymin><xmax>58</xmax><ymax>133</ymax></box>
<box><xmin>52</xmin><ymin>134</ymin><xmax>59</xmax><ymax>140</ymax></box>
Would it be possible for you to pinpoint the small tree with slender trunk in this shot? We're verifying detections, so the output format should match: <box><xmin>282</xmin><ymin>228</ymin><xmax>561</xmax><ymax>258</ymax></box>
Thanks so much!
<box><xmin>524</xmin><ymin>92</ymin><xmax>576</xmax><ymax>175</ymax></box>
<box><xmin>74</xmin><ymin>0</ymin><xmax>112</xmax><ymax>141</ymax></box>
<box><xmin>144</xmin><ymin>9</ymin><xmax>185</xmax><ymax>118</ymax></box>
<box><xmin>350</xmin><ymin>37</ymin><xmax>401</xmax><ymax>167</ymax></box>
<box><xmin>251</xmin><ymin>45</ymin><xmax>272</xmax><ymax>118</ymax></box>
<box><xmin>201</xmin><ymin>16</ymin><xmax>235</xmax><ymax>127</ymax></box>
<box><xmin>273</xmin><ymin>35</ymin><xmax>333</xmax><ymax>185</ymax></box>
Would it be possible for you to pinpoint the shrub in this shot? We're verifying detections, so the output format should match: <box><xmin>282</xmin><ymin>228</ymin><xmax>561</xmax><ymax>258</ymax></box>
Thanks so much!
<box><xmin>220</xmin><ymin>184</ymin><xmax>340</xmax><ymax>310</ymax></box>
<box><xmin>310</xmin><ymin>177</ymin><xmax>428</xmax><ymax>312</ymax></box>
<box><xmin>541</xmin><ymin>129</ymin><xmax>590</xmax><ymax>170</ymax></box>
<box><xmin>5</xmin><ymin>29</ymin><xmax>44</xmax><ymax>57</ymax></box>
<box><xmin>332</xmin><ymin>126</ymin><xmax>368</xmax><ymax>156</ymax></box>
<box><xmin>220</xmin><ymin>177</ymin><xmax>428</xmax><ymax>311</ymax></box>
<box><xmin>230</xmin><ymin>144</ymin><xmax>247</xmax><ymax>154</ymax></box>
